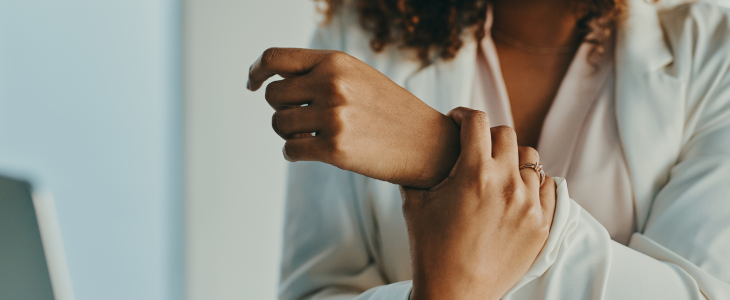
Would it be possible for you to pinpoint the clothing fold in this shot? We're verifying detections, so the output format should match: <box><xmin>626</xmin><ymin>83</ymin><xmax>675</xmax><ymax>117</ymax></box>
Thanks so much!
<box><xmin>279</xmin><ymin>1</ymin><xmax>730</xmax><ymax>299</ymax></box>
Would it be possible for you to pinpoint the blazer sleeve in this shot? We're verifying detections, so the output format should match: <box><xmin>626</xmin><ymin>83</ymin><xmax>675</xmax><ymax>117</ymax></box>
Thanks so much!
<box><xmin>498</xmin><ymin>176</ymin><xmax>730</xmax><ymax>300</ymax></box>
<box><xmin>278</xmin><ymin>160</ymin><xmax>415</xmax><ymax>300</ymax></box>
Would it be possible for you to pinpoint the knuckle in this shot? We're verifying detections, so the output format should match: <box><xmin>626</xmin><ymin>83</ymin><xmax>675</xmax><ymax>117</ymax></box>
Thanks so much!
<box><xmin>473</xmin><ymin>168</ymin><xmax>492</xmax><ymax>187</ymax></box>
<box><xmin>448</xmin><ymin>106</ymin><xmax>471</xmax><ymax>116</ymax></box>
<box><xmin>261</xmin><ymin>47</ymin><xmax>280</xmax><ymax>67</ymax></box>
<box><xmin>492</xmin><ymin>125</ymin><xmax>517</xmax><ymax>140</ymax></box>
<box><xmin>272</xmin><ymin>110</ymin><xmax>288</xmax><ymax>135</ymax></box>
<box><xmin>525</xmin><ymin>200</ymin><xmax>542</xmax><ymax>217</ymax></box>
<box><xmin>332</xmin><ymin>132</ymin><xmax>355</xmax><ymax>162</ymax></box>
<box><xmin>330</xmin><ymin>134</ymin><xmax>347</xmax><ymax>154</ymax></box>
<box><xmin>493</xmin><ymin>125</ymin><xmax>515</xmax><ymax>135</ymax></box>
<box><xmin>520</xmin><ymin>146</ymin><xmax>540</xmax><ymax>161</ymax></box>
<box><xmin>325</xmin><ymin>134</ymin><xmax>347</xmax><ymax>161</ymax></box>
<box><xmin>542</xmin><ymin>176</ymin><xmax>557</xmax><ymax>191</ymax></box>
<box><xmin>283</xmin><ymin>141</ymin><xmax>297</xmax><ymax>161</ymax></box>
<box><xmin>326</xmin><ymin>76</ymin><xmax>349</xmax><ymax>99</ymax></box>
<box><xmin>325</xmin><ymin>50</ymin><xmax>348</xmax><ymax>65</ymax></box>
<box><xmin>466</xmin><ymin>110</ymin><xmax>489</xmax><ymax>124</ymax></box>
<box><xmin>264</xmin><ymin>81</ymin><xmax>280</xmax><ymax>101</ymax></box>
<box><xmin>327</xmin><ymin>107</ymin><xmax>345</xmax><ymax>131</ymax></box>
<box><xmin>502</xmin><ymin>180</ymin><xmax>524</xmax><ymax>203</ymax></box>
<box><xmin>271</xmin><ymin>112</ymin><xmax>281</xmax><ymax>134</ymax></box>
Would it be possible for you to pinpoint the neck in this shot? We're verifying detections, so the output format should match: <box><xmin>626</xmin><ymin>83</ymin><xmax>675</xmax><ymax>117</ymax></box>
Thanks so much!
<box><xmin>491</xmin><ymin>0</ymin><xmax>583</xmax><ymax>48</ymax></box>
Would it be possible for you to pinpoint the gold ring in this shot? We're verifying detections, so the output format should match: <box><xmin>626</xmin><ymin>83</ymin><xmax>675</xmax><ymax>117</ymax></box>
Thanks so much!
<box><xmin>519</xmin><ymin>163</ymin><xmax>545</xmax><ymax>186</ymax></box>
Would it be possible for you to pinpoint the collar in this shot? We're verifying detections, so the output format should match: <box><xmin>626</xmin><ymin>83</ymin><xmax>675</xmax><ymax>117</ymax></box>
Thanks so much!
<box><xmin>617</xmin><ymin>0</ymin><xmax>674</xmax><ymax>72</ymax></box>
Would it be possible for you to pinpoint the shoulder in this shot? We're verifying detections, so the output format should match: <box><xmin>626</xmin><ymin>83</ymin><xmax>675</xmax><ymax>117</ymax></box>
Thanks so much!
<box><xmin>659</xmin><ymin>2</ymin><xmax>730</xmax><ymax>131</ymax></box>
<box><xmin>659</xmin><ymin>1</ymin><xmax>730</xmax><ymax>73</ymax></box>
<box><xmin>660</xmin><ymin>0</ymin><xmax>730</xmax><ymax>22</ymax></box>
<box><xmin>660</xmin><ymin>1</ymin><xmax>730</xmax><ymax>42</ymax></box>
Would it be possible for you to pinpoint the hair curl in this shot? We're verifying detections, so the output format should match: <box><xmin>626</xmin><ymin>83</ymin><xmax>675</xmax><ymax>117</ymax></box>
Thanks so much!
<box><xmin>316</xmin><ymin>0</ymin><xmax>627</xmax><ymax>65</ymax></box>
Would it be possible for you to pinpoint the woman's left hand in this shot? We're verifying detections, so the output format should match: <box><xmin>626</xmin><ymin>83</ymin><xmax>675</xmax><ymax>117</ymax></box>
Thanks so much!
<box><xmin>400</xmin><ymin>107</ymin><xmax>556</xmax><ymax>300</ymax></box>
<box><xmin>246</xmin><ymin>48</ymin><xmax>460</xmax><ymax>189</ymax></box>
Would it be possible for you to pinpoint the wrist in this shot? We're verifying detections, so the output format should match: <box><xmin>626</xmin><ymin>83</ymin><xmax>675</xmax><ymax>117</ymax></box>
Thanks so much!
<box><xmin>404</xmin><ymin>114</ymin><xmax>461</xmax><ymax>189</ymax></box>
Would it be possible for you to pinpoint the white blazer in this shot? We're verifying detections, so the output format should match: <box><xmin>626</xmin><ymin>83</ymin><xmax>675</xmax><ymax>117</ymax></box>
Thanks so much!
<box><xmin>279</xmin><ymin>0</ymin><xmax>730</xmax><ymax>299</ymax></box>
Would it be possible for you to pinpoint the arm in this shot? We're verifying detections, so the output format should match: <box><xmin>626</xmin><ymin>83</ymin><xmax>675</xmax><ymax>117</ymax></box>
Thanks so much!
<box><xmin>399</xmin><ymin>107</ymin><xmax>730</xmax><ymax>300</ymax></box>
<box><xmin>281</xmin><ymin>107</ymin><xmax>730</xmax><ymax>300</ymax></box>
<box><xmin>247</xmin><ymin>42</ymin><xmax>459</xmax><ymax>189</ymax></box>
<box><xmin>278</xmin><ymin>23</ymin><xmax>416</xmax><ymax>300</ymax></box>
<box><xmin>278</xmin><ymin>4</ymin><xmax>730</xmax><ymax>299</ymax></box>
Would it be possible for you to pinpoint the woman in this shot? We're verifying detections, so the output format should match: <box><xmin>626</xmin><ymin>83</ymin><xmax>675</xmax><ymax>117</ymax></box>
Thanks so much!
<box><xmin>247</xmin><ymin>0</ymin><xmax>730</xmax><ymax>298</ymax></box>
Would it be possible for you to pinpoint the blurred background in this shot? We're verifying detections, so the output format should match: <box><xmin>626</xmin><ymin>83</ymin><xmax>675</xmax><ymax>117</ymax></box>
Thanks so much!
<box><xmin>9</xmin><ymin>1</ymin><xmax>730</xmax><ymax>300</ymax></box>
<box><xmin>0</xmin><ymin>0</ymin><xmax>315</xmax><ymax>299</ymax></box>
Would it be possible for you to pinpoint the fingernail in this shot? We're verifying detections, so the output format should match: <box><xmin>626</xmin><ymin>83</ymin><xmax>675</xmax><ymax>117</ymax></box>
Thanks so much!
<box><xmin>246</xmin><ymin>79</ymin><xmax>251</xmax><ymax>90</ymax></box>
<box><xmin>282</xmin><ymin>145</ymin><xmax>292</xmax><ymax>162</ymax></box>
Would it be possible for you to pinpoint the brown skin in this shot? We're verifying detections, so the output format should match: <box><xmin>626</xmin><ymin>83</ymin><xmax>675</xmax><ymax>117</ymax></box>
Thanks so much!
<box><xmin>247</xmin><ymin>48</ymin><xmax>460</xmax><ymax>189</ymax></box>
<box><xmin>246</xmin><ymin>0</ymin><xmax>581</xmax><ymax>298</ymax></box>
<box><xmin>247</xmin><ymin>48</ymin><xmax>559</xmax><ymax>299</ymax></box>
<box><xmin>493</xmin><ymin>0</ymin><xmax>583</xmax><ymax>147</ymax></box>
<box><xmin>402</xmin><ymin>107</ymin><xmax>556</xmax><ymax>300</ymax></box>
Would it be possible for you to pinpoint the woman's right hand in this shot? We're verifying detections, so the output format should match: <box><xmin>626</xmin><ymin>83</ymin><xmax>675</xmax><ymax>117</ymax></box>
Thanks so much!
<box><xmin>400</xmin><ymin>107</ymin><xmax>556</xmax><ymax>300</ymax></box>
<box><xmin>247</xmin><ymin>48</ymin><xmax>460</xmax><ymax>189</ymax></box>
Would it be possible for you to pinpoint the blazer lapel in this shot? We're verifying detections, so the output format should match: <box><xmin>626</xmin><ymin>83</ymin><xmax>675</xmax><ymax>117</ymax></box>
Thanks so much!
<box><xmin>615</xmin><ymin>0</ymin><xmax>686</xmax><ymax>232</ymax></box>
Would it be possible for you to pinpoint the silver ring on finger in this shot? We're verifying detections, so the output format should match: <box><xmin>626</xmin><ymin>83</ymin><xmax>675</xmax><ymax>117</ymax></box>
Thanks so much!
<box><xmin>519</xmin><ymin>163</ymin><xmax>545</xmax><ymax>186</ymax></box>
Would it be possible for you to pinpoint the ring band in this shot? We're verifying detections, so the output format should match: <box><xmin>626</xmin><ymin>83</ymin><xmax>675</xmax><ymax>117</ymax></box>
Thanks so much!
<box><xmin>519</xmin><ymin>163</ymin><xmax>545</xmax><ymax>186</ymax></box>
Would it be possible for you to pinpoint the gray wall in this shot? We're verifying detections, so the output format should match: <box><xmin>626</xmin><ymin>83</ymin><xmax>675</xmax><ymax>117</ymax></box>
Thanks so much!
<box><xmin>184</xmin><ymin>0</ymin><xmax>315</xmax><ymax>299</ymax></box>
<box><xmin>0</xmin><ymin>1</ymin><xmax>183</xmax><ymax>299</ymax></box>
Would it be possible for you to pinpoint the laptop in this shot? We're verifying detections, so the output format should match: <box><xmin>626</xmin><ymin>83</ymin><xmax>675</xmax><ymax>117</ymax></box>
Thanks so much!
<box><xmin>0</xmin><ymin>174</ymin><xmax>74</xmax><ymax>300</ymax></box>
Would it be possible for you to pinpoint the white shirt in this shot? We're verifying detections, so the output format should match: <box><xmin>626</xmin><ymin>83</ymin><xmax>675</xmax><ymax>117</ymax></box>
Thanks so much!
<box><xmin>472</xmin><ymin>9</ymin><xmax>635</xmax><ymax>244</ymax></box>
<box><xmin>279</xmin><ymin>1</ymin><xmax>730</xmax><ymax>299</ymax></box>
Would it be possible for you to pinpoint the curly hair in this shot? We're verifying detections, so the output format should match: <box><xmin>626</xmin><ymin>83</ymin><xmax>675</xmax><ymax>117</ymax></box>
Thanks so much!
<box><xmin>316</xmin><ymin>0</ymin><xmax>627</xmax><ymax>65</ymax></box>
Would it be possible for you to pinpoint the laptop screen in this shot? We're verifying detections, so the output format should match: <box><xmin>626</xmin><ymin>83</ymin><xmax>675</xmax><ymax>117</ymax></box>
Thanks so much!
<box><xmin>0</xmin><ymin>176</ymin><xmax>55</xmax><ymax>300</ymax></box>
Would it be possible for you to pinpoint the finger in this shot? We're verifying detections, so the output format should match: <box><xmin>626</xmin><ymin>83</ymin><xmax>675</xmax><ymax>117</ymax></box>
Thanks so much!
<box><xmin>539</xmin><ymin>176</ymin><xmax>557</xmax><ymax>226</ymax></box>
<box><xmin>491</xmin><ymin>126</ymin><xmax>519</xmax><ymax>166</ymax></box>
<box><xmin>265</xmin><ymin>77</ymin><xmax>315</xmax><ymax>109</ymax></box>
<box><xmin>282</xmin><ymin>136</ymin><xmax>328</xmax><ymax>162</ymax></box>
<box><xmin>272</xmin><ymin>106</ymin><xmax>324</xmax><ymax>139</ymax></box>
<box><xmin>446</xmin><ymin>107</ymin><xmax>492</xmax><ymax>167</ymax></box>
<box><xmin>247</xmin><ymin>48</ymin><xmax>333</xmax><ymax>91</ymax></box>
<box><xmin>517</xmin><ymin>146</ymin><xmax>541</xmax><ymax>190</ymax></box>
<box><xmin>292</xmin><ymin>133</ymin><xmax>314</xmax><ymax>138</ymax></box>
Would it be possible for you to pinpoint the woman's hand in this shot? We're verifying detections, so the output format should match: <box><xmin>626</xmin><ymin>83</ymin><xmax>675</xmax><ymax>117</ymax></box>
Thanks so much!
<box><xmin>247</xmin><ymin>48</ymin><xmax>460</xmax><ymax>189</ymax></box>
<box><xmin>400</xmin><ymin>107</ymin><xmax>556</xmax><ymax>300</ymax></box>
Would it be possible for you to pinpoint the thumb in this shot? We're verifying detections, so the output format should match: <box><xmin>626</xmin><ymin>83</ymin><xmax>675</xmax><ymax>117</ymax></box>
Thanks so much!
<box><xmin>446</xmin><ymin>107</ymin><xmax>492</xmax><ymax>170</ymax></box>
